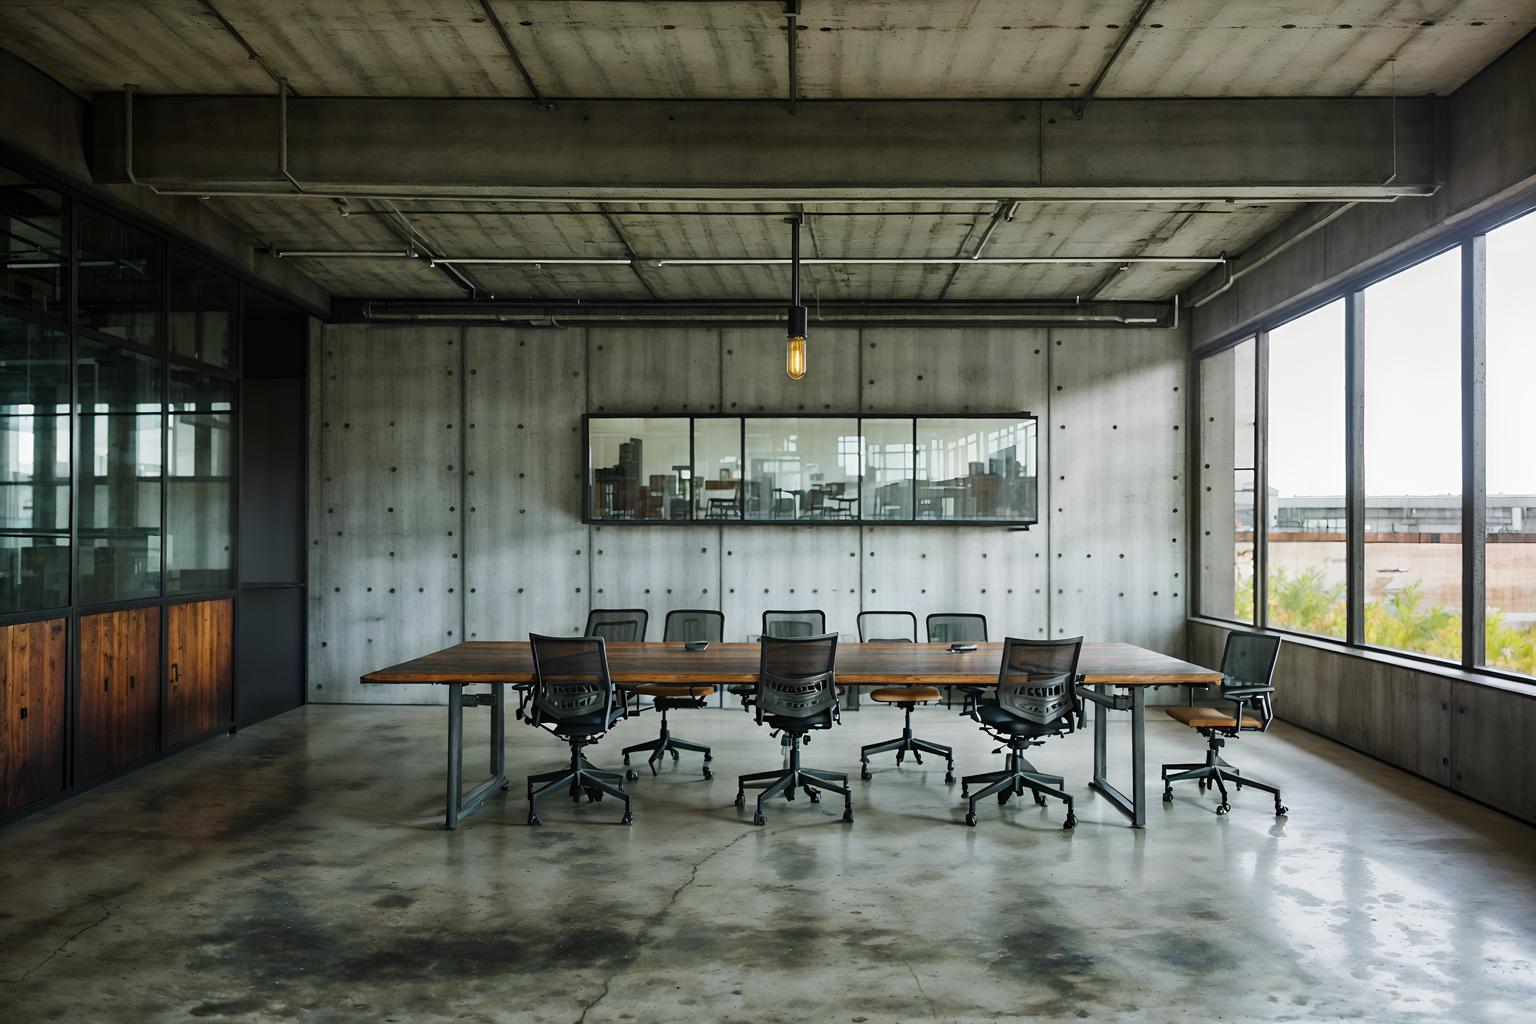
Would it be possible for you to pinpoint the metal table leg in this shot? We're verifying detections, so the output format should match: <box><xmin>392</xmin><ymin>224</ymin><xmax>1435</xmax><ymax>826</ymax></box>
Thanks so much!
<box><xmin>445</xmin><ymin>683</ymin><xmax>510</xmax><ymax>830</ymax></box>
<box><xmin>1080</xmin><ymin>682</ymin><xmax>1147</xmax><ymax>829</ymax></box>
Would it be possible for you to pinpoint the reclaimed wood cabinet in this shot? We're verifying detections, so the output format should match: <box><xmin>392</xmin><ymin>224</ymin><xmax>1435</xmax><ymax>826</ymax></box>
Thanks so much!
<box><xmin>77</xmin><ymin>606</ymin><xmax>161</xmax><ymax>780</ymax></box>
<box><xmin>0</xmin><ymin>618</ymin><xmax>67</xmax><ymax>813</ymax></box>
<box><xmin>165</xmin><ymin>598</ymin><xmax>233</xmax><ymax>746</ymax></box>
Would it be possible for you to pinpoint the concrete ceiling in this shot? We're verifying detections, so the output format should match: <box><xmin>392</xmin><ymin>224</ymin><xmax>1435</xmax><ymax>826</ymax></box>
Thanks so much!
<box><xmin>4</xmin><ymin>1</ymin><xmax>1530</xmax><ymax>99</ymax></box>
<box><xmin>2</xmin><ymin>1</ymin><xmax>1530</xmax><ymax>304</ymax></box>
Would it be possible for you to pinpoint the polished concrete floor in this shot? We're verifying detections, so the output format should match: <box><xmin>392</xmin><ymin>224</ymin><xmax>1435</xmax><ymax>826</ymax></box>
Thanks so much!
<box><xmin>1</xmin><ymin>702</ymin><xmax>1533</xmax><ymax>1023</ymax></box>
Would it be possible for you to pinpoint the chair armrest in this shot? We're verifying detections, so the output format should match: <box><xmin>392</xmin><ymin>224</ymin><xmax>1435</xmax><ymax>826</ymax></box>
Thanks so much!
<box><xmin>1222</xmin><ymin>686</ymin><xmax>1274</xmax><ymax>700</ymax></box>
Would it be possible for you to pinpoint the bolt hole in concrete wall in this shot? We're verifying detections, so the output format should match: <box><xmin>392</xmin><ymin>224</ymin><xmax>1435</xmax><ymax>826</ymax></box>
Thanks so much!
<box><xmin>310</xmin><ymin>324</ymin><xmax>1189</xmax><ymax>704</ymax></box>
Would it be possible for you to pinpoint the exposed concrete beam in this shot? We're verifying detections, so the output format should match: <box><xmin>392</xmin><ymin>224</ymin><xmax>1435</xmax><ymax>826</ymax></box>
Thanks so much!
<box><xmin>0</xmin><ymin>50</ymin><xmax>328</xmax><ymax>316</ymax></box>
<box><xmin>92</xmin><ymin>95</ymin><xmax>1440</xmax><ymax>203</ymax></box>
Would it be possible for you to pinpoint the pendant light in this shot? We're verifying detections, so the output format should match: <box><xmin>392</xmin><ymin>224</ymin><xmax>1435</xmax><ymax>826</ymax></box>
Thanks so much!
<box><xmin>786</xmin><ymin>213</ymin><xmax>807</xmax><ymax>380</ymax></box>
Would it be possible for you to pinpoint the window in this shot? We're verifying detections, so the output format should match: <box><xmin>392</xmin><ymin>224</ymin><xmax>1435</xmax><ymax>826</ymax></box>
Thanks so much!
<box><xmin>0</xmin><ymin>170</ymin><xmax>66</xmax><ymax>319</ymax></box>
<box><xmin>167</xmin><ymin>369</ymin><xmax>234</xmax><ymax>594</ymax></box>
<box><xmin>1484</xmin><ymin>210</ymin><xmax>1536</xmax><ymax>677</ymax></box>
<box><xmin>915</xmin><ymin>418</ymin><xmax>1037</xmax><ymax>522</ymax></box>
<box><xmin>1363</xmin><ymin>248</ymin><xmax>1462</xmax><ymax>660</ymax></box>
<box><xmin>0</xmin><ymin>315</ymin><xmax>70</xmax><ymax>612</ymax></box>
<box><xmin>169</xmin><ymin>251</ymin><xmax>235</xmax><ymax>368</ymax></box>
<box><xmin>1266</xmin><ymin>301</ymin><xmax>1346</xmax><ymax>638</ymax></box>
<box><xmin>77</xmin><ymin>339</ymin><xmax>162</xmax><ymax>605</ymax></box>
<box><xmin>587</xmin><ymin>417</ymin><xmax>692</xmax><ymax>521</ymax></box>
<box><xmin>1197</xmin><ymin>337</ymin><xmax>1256</xmax><ymax>622</ymax></box>
<box><xmin>744</xmin><ymin>418</ymin><xmax>860</xmax><ymax>520</ymax></box>
<box><xmin>861</xmin><ymin>418</ymin><xmax>914</xmax><ymax>520</ymax></box>
<box><xmin>78</xmin><ymin>206</ymin><xmax>163</xmax><ymax>346</ymax></box>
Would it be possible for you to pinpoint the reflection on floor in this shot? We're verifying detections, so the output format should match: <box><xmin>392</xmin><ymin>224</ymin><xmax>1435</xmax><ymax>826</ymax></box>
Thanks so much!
<box><xmin>1</xmin><ymin>704</ymin><xmax>1532</xmax><ymax>1023</ymax></box>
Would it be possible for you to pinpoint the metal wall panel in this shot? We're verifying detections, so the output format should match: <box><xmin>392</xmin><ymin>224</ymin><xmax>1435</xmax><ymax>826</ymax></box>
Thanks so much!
<box><xmin>310</xmin><ymin>324</ymin><xmax>463</xmax><ymax>705</ymax></box>
<box><xmin>587</xmin><ymin>326</ymin><xmax>722</xmax><ymax>414</ymax></box>
<box><xmin>1050</xmin><ymin>328</ymin><xmax>1187</xmax><ymax>661</ymax></box>
<box><xmin>720</xmin><ymin>527</ymin><xmax>863</xmax><ymax>642</ymax></box>
<box><xmin>464</xmin><ymin>327</ymin><xmax>591</xmax><ymax>641</ymax></box>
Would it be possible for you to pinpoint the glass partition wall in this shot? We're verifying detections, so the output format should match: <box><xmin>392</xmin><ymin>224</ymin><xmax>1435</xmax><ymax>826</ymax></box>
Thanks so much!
<box><xmin>586</xmin><ymin>414</ymin><xmax>1039</xmax><ymax>526</ymax></box>
<box><xmin>1195</xmin><ymin>203</ymin><xmax>1536</xmax><ymax>682</ymax></box>
<box><xmin>0</xmin><ymin>164</ymin><xmax>241</xmax><ymax>621</ymax></box>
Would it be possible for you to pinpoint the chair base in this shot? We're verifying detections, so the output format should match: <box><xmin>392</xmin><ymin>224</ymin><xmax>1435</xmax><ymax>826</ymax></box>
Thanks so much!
<box><xmin>622</xmin><ymin>708</ymin><xmax>712</xmax><ymax>778</ymax></box>
<box><xmin>860</xmin><ymin>703</ymin><xmax>954</xmax><ymax>783</ymax></box>
<box><xmin>960</xmin><ymin>748</ymin><xmax>1075</xmax><ymax>829</ymax></box>
<box><xmin>1160</xmin><ymin>734</ymin><xmax>1287</xmax><ymax>816</ymax></box>
<box><xmin>736</xmin><ymin>735</ymin><xmax>853</xmax><ymax>826</ymax></box>
<box><xmin>527</xmin><ymin>743</ymin><xmax>632</xmax><ymax>826</ymax></box>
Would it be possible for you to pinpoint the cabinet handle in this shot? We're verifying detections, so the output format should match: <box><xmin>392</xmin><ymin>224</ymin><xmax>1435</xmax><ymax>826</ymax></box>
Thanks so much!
<box><xmin>18</xmin><ymin>706</ymin><xmax>26</xmax><ymax>720</ymax></box>
<box><xmin>129</xmin><ymin>675</ymin><xmax>135</xmax><ymax>690</ymax></box>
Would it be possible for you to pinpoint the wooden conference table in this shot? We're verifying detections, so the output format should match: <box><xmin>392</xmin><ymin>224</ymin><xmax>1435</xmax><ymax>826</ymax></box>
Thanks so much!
<box><xmin>363</xmin><ymin>641</ymin><xmax>1222</xmax><ymax>830</ymax></box>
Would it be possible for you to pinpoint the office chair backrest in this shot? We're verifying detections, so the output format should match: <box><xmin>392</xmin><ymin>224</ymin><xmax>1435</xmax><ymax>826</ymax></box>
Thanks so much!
<box><xmin>858</xmin><ymin>610</ymin><xmax>917</xmax><ymax>643</ymax></box>
<box><xmin>1220</xmin><ymin>630</ymin><xmax>1282</xmax><ymax>724</ymax></box>
<box><xmin>585</xmin><ymin>608</ymin><xmax>648</xmax><ymax>642</ymax></box>
<box><xmin>762</xmin><ymin>609</ymin><xmax>826</xmax><ymax>639</ymax></box>
<box><xmin>996</xmin><ymin>636</ymin><xmax>1083</xmax><ymax>729</ymax></box>
<box><xmin>927</xmin><ymin>613</ymin><xmax>988</xmax><ymax>644</ymax></box>
<box><xmin>529</xmin><ymin>633</ymin><xmax>615</xmax><ymax>725</ymax></box>
<box><xmin>756</xmin><ymin>633</ymin><xmax>839</xmax><ymax>723</ymax></box>
<box><xmin>664</xmin><ymin>609</ymin><xmax>724</xmax><ymax>643</ymax></box>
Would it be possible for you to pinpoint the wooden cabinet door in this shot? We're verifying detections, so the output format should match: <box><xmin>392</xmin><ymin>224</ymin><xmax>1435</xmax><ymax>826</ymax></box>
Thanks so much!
<box><xmin>77</xmin><ymin>607</ymin><xmax>160</xmax><ymax>781</ymax></box>
<box><xmin>0</xmin><ymin>619</ymin><xmax>67</xmax><ymax>813</ymax></box>
<box><xmin>166</xmin><ymin>599</ymin><xmax>233</xmax><ymax>746</ymax></box>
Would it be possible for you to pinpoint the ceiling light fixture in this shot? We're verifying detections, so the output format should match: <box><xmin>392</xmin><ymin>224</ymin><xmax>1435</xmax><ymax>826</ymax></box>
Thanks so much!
<box><xmin>786</xmin><ymin>213</ymin><xmax>807</xmax><ymax>381</ymax></box>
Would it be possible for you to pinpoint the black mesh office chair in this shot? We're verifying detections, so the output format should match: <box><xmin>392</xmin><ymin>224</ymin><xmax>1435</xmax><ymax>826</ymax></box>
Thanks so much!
<box><xmin>733</xmin><ymin>609</ymin><xmax>829</xmax><ymax>708</ymax></box>
<box><xmin>1161</xmin><ymin>631</ymin><xmax>1287</xmax><ymax>817</ymax></box>
<box><xmin>618</xmin><ymin>610</ymin><xmax>723</xmax><ymax>777</ymax></box>
<box><xmin>960</xmin><ymin>636</ymin><xmax>1082</xmax><ymax>829</ymax></box>
<box><xmin>524</xmin><ymin>634</ymin><xmax>632</xmax><ymax>827</ymax></box>
<box><xmin>585</xmin><ymin>608</ymin><xmax>648</xmax><ymax>642</ymax></box>
<box><xmin>928</xmin><ymin>613</ymin><xmax>988</xmax><ymax>711</ymax></box>
<box><xmin>734</xmin><ymin>633</ymin><xmax>853</xmax><ymax>826</ymax></box>
<box><xmin>856</xmin><ymin>611</ymin><xmax>955</xmax><ymax>784</ymax></box>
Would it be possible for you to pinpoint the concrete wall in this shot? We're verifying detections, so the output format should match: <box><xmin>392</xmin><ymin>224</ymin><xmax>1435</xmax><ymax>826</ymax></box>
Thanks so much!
<box><xmin>1189</xmin><ymin>30</ymin><xmax>1536</xmax><ymax>349</ymax></box>
<box><xmin>309</xmin><ymin>322</ymin><xmax>1189</xmax><ymax>705</ymax></box>
<box><xmin>1189</xmin><ymin>620</ymin><xmax>1536</xmax><ymax>824</ymax></box>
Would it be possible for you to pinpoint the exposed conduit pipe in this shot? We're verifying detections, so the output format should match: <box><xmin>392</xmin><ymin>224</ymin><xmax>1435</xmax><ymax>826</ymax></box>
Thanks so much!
<box><xmin>1188</xmin><ymin>202</ymin><xmax>1359</xmax><ymax>308</ymax></box>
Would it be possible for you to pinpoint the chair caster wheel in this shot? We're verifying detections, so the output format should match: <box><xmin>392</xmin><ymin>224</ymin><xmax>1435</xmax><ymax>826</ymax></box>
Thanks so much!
<box><xmin>703</xmin><ymin>753</ymin><xmax>713</xmax><ymax>763</ymax></box>
<box><xmin>587</xmin><ymin>789</ymin><xmax>602</xmax><ymax>803</ymax></box>
<box><xmin>807</xmin><ymin>789</ymin><xmax>821</xmax><ymax>803</ymax></box>
<box><xmin>752</xmin><ymin>812</ymin><xmax>766</xmax><ymax>827</ymax></box>
<box><xmin>964</xmin><ymin>812</ymin><xmax>977</xmax><ymax>827</ymax></box>
<box><xmin>960</xmin><ymin>787</ymin><xmax>969</xmax><ymax>799</ymax></box>
<box><xmin>702</xmin><ymin>767</ymin><xmax>713</xmax><ymax>780</ymax></box>
<box><xmin>895</xmin><ymin>753</ymin><xmax>905</xmax><ymax>766</ymax></box>
<box><xmin>623</xmin><ymin>755</ymin><xmax>631</xmax><ymax>765</ymax></box>
<box><xmin>912</xmin><ymin>753</ymin><xmax>924</xmax><ymax>765</ymax></box>
<box><xmin>944</xmin><ymin>772</ymin><xmax>955</xmax><ymax>785</ymax></box>
<box><xmin>1063</xmin><ymin>814</ymin><xmax>1077</xmax><ymax>830</ymax></box>
<box><xmin>621</xmin><ymin>811</ymin><xmax>633</xmax><ymax>826</ymax></box>
<box><xmin>785</xmin><ymin>788</ymin><xmax>795</xmax><ymax>801</ymax></box>
<box><xmin>1216</xmin><ymin>803</ymin><xmax>1230</xmax><ymax>815</ymax></box>
<box><xmin>860</xmin><ymin>766</ymin><xmax>871</xmax><ymax>781</ymax></box>
<box><xmin>1163</xmin><ymin>788</ymin><xmax>1173</xmax><ymax>803</ymax></box>
<box><xmin>626</xmin><ymin>769</ymin><xmax>639</xmax><ymax>782</ymax></box>
<box><xmin>842</xmin><ymin>809</ymin><xmax>853</xmax><ymax>824</ymax></box>
<box><xmin>527</xmin><ymin>813</ymin><xmax>542</xmax><ymax>827</ymax></box>
<box><xmin>1034</xmin><ymin>791</ymin><xmax>1046</xmax><ymax>807</ymax></box>
<box><xmin>1235</xmin><ymin>779</ymin><xmax>1244</xmax><ymax>790</ymax></box>
<box><xmin>1276</xmin><ymin>805</ymin><xmax>1288</xmax><ymax>816</ymax></box>
<box><xmin>734</xmin><ymin>792</ymin><xmax>744</xmax><ymax>810</ymax></box>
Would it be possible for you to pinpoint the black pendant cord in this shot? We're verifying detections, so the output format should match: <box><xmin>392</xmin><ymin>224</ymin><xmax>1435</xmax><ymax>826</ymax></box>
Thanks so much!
<box><xmin>790</xmin><ymin>214</ymin><xmax>802</xmax><ymax>307</ymax></box>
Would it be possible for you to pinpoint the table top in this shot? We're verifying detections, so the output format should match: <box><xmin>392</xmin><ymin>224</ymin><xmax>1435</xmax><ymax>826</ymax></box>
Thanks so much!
<box><xmin>362</xmin><ymin>641</ymin><xmax>1222</xmax><ymax>687</ymax></box>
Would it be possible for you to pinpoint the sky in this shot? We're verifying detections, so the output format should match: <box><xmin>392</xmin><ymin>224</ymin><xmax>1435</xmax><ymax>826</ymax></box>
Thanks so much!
<box><xmin>1264</xmin><ymin>207</ymin><xmax>1536</xmax><ymax>502</ymax></box>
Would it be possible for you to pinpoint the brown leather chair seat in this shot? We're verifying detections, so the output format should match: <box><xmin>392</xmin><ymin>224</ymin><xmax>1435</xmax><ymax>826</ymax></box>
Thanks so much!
<box><xmin>1166</xmin><ymin>705</ymin><xmax>1262</xmax><ymax>730</ymax></box>
<box><xmin>869</xmin><ymin>685</ymin><xmax>943</xmax><ymax>704</ymax></box>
